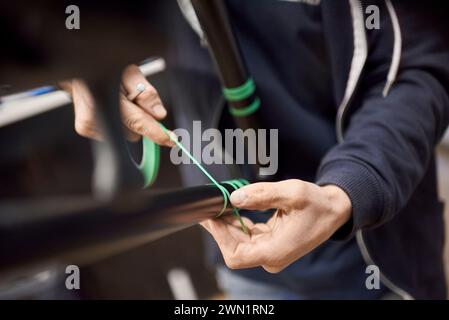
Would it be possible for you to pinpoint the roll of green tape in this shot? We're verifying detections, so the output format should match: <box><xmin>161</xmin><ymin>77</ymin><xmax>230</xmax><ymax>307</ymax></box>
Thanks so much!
<box><xmin>134</xmin><ymin>126</ymin><xmax>250</xmax><ymax>234</ymax></box>
<box><xmin>138</xmin><ymin>137</ymin><xmax>160</xmax><ymax>188</ymax></box>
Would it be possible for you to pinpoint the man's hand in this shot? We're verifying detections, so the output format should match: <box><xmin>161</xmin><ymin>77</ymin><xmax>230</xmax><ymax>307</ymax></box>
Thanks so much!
<box><xmin>201</xmin><ymin>179</ymin><xmax>352</xmax><ymax>273</ymax></box>
<box><xmin>62</xmin><ymin>64</ymin><xmax>174</xmax><ymax>146</ymax></box>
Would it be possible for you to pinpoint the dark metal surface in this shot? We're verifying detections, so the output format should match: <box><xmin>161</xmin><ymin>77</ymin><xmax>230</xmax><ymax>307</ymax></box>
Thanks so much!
<box><xmin>0</xmin><ymin>184</ymin><xmax>235</xmax><ymax>275</ymax></box>
<box><xmin>0</xmin><ymin>1</ymin><xmax>244</xmax><ymax>276</ymax></box>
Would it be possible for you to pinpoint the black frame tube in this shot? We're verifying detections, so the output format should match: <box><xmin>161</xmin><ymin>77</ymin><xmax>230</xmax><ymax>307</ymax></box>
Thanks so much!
<box><xmin>0</xmin><ymin>184</ymin><xmax>235</xmax><ymax>275</ymax></box>
<box><xmin>190</xmin><ymin>0</ymin><xmax>268</xmax><ymax>180</ymax></box>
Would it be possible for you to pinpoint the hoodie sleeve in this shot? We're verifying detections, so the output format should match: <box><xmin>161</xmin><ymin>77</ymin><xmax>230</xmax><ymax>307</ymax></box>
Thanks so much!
<box><xmin>316</xmin><ymin>1</ymin><xmax>449</xmax><ymax>239</ymax></box>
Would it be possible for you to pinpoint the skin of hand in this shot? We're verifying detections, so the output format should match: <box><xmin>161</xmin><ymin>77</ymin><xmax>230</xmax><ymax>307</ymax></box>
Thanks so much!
<box><xmin>63</xmin><ymin>66</ymin><xmax>352</xmax><ymax>274</ymax></box>
<box><xmin>62</xmin><ymin>64</ymin><xmax>175</xmax><ymax>147</ymax></box>
<box><xmin>201</xmin><ymin>179</ymin><xmax>352</xmax><ymax>273</ymax></box>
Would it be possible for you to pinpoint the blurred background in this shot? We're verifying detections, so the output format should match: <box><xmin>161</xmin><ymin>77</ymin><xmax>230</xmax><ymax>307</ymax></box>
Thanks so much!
<box><xmin>0</xmin><ymin>0</ymin><xmax>448</xmax><ymax>299</ymax></box>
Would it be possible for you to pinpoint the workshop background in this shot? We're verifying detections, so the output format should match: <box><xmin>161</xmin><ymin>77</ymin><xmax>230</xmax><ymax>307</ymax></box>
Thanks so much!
<box><xmin>0</xmin><ymin>0</ymin><xmax>448</xmax><ymax>299</ymax></box>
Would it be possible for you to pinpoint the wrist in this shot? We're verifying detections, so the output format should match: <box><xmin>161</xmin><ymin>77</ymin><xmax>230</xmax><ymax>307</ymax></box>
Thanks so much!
<box><xmin>321</xmin><ymin>185</ymin><xmax>352</xmax><ymax>227</ymax></box>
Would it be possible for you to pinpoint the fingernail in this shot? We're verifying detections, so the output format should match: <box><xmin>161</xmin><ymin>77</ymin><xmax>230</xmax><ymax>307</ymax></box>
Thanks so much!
<box><xmin>230</xmin><ymin>190</ymin><xmax>247</xmax><ymax>206</ymax></box>
<box><xmin>153</xmin><ymin>104</ymin><xmax>166</xmax><ymax>117</ymax></box>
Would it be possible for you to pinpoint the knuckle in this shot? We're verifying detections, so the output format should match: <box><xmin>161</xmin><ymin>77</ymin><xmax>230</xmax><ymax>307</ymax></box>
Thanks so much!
<box><xmin>287</xmin><ymin>179</ymin><xmax>303</xmax><ymax>195</ymax></box>
<box><xmin>154</xmin><ymin>132</ymin><xmax>171</xmax><ymax>145</ymax></box>
<box><xmin>224</xmin><ymin>258</ymin><xmax>239</xmax><ymax>270</ymax></box>
<box><xmin>75</xmin><ymin>118</ymin><xmax>95</xmax><ymax>137</ymax></box>
<box><xmin>223</xmin><ymin>253</ymin><xmax>243</xmax><ymax>270</ymax></box>
<box><xmin>262</xmin><ymin>256</ymin><xmax>286</xmax><ymax>274</ymax></box>
<box><xmin>263</xmin><ymin>264</ymin><xmax>284</xmax><ymax>274</ymax></box>
<box><xmin>124</xmin><ymin>115</ymin><xmax>169</xmax><ymax>145</ymax></box>
<box><xmin>146</xmin><ymin>86</ymin><xmax>158</xmax><ymax>97</ymax></box>
<box><xmin>124</xmin><ymin>116</ymin><xmax>145</xmax><ymax>135</ymax></box>
<box><xmin>149</xmin><ymin>134</ymin><xmax>164</xmax><ymax>145</ymax></box>
<box><xmin>287</xmin><ymin>180</ymin><xmax>308</xmax><ymax>208</ymax></box>
<box><xmin>123</xmin><ymin>64</ymin><xmax>140</xmax><ymax>77</ymax></box>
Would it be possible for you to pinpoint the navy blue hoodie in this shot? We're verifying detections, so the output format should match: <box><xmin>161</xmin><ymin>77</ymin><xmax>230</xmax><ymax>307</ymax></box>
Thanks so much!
<box><xmin>167</xmin><ymin>0</ymin><xmax>449</xmax><ymax>299</ymax></box>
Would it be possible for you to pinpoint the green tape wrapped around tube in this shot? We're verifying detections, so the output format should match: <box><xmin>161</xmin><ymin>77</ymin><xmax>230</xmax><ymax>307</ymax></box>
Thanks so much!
<box><xmin>229</xmin><ymin>97</ymin><xmax>261</xmax><ymax>117</ymax></box>
<box><xmin>159</xmin><ymin>123</ymin><xmax>249</xmax><ymax>233</ymax></box>
<box><xmin>222</xmin><ymin>78</ymin><xmax>256</xmax><ymax>102</ymax></box>
<box><xmin>223</xmin><ymin>78</ymin><xmax>261</xmax><ymax>117</ymax></box>
<box><xmin>135</xmin><ymin>124</ymin><xmax>251</xmax><ymax>233</ymax></box>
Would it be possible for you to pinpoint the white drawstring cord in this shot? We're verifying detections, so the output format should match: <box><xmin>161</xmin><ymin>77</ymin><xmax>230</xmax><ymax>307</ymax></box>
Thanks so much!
<box><xmin>383</xmin><ymin>0</ymin><xmax>402</xmax><ymax>97</ymax></box>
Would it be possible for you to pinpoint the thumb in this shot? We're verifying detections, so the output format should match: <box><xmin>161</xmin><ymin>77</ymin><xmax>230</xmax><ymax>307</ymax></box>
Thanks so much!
<box><xmin>230</xmin><ymin>180</ymin><xmax>303</xmax><ymax>211</ymax></box>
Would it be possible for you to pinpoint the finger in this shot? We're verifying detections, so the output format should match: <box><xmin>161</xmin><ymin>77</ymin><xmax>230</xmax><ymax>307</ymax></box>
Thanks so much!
<box><xmin>220</xmin><ymin>216</ymin><xmax>272</xmax><ymax>238</ymax></box>
<box><xmin>71</xmin><ymin>79</ymin><xmax>103</xmax><ymax>140</ymax></box>
<box><xmin>200</xmin><ymin>217</ymin><xmax>251</xmax><ymax>243</ymax></box>
<box><xmin>221</xmin><ymin>215</ymin><xmax>255</xmax><ymax>229</ymax></box>
<box><xmin>261</xmin><ymin>249</ymin><xmax>298</xmax><ymax>274</ymax></box>
<box><xmin>120</xmin><ymin>98</ymin><xmax>175</xmax><ymax>147</ymax></box>
<box><xmin>122</xmin><ymin>64</ymin><xmax>167</xmax><ymax>120</ymax></box>
<box><xmin>207</xmin><ymin>219</ymin><xmax>265</xmax><ymax>269</ymax></box>
<box><xmin>219</xmin><ymin>216</ymin><xmax>256</xmax><ymax>242</ymax></box>
<box><xmin>200</xmin><ymin>218</ymin><xmax>238</xmax><ymax>246</ymax></box>
<box><xmin>201</xmin><ymin>218</ymin><xmax>274</xmax><ymax>270</ymax></box>
<box><xmin>199</xmin><ymin>220</ymin><xmax>211</xmax><ymax>232</ymax></box>
<box><xmin>74</xmin><ymin>117</ymin><xmax>103</xmax><ymax>141</ymax></box>
<box><xmin>59</xmin><ymin>80</ymin><xmax>73</xmax><ymax>95</ymax></box>
<box><xmin>120</xmin><ymin>116</ymin><xmax>141</xmax><ymax>142</ymax></box>
<box><xmin>229</xmin><ymin>180</ymin><xmax>307</xmax><ymax>211</ymax></box>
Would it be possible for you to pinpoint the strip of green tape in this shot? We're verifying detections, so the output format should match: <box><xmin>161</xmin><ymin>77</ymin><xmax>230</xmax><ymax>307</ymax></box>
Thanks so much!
<box><xmin>159</xmin><ymin>124</ymin><xmax>249</xmax><ymax>234</ymax></box>
<box><xmin>223</xmin><ymin>78</ymin><xmax>256</xmax><ymax>102</ymax></box>
<box><xmin>221</xmin><ymin>179</ymin><xmax>250</xmax><ymax>234</ymax></box>
<box><xmin>229</xmin><ymin>97</ymin><xmax>261</xmax><ymax>117</ymax></box>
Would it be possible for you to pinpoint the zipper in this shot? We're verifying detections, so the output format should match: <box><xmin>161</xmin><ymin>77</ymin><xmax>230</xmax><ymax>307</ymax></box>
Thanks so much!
<box><xmin>340</xmin><ymin>0</ymin><xmax>414</xmax><ymax>300</ymax></box>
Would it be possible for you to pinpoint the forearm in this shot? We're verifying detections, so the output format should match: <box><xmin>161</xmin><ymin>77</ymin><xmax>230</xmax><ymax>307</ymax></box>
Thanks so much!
<box><xmin>317</xmin><ymin>69</ymin><xmax>449</xmax><ymax>238</ymax></box>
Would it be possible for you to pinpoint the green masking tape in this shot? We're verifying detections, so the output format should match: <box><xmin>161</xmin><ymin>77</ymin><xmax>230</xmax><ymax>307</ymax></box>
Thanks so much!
<box><xmin>223</xmin><ymin>78</ymin><xmax>261</xmax><ymax>117</ymax></box>
<box><xmin>222</xmin><ymin>178</ymin><xmax>250</xmax><ymax>189</ymax></box>
<box><xmin>229</xmin><ymin>97</ymin><xmax>261</xmax><ymax>117</ymax></box>
<box><xmin>138</xmin><ymin>137</ymin><xmax>160</xmax><ymax>188</ymax></box>
<box><xmin>223</xmin><ymin>78</ymin><xmax>256</xmax><ymax>102</ymax></box>
<box><xmin>159</xmin><ymin>123</ymin><xmax>249</xmax><ymax>234</ymax></box>
<box><xmin>221</xmin><ymin>180</ymin><xmax>240</xmax><ymax>190</ymax></box>
<box><xmin>135</xmin><ymin>124</ymin><xmax>250</xmax><ymax>233</ymax></box>
<box><xmin>221</xmin><ymin>179</ymin><xmax>250</xmax><ymax>233</ymax></box>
